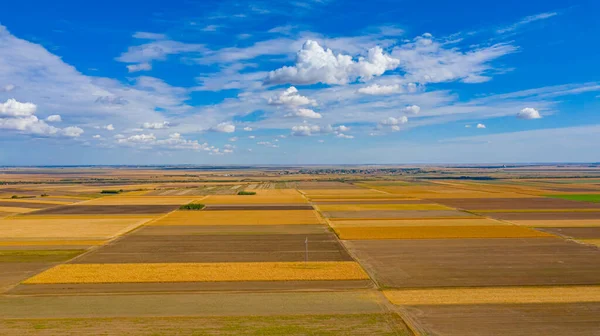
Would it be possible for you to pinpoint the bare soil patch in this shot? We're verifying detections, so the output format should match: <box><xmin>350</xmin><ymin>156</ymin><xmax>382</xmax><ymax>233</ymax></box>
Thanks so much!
<box><xmin>487</xmin><ymin>212</ymin><xmax>600</xmax><ymax>220</ymax></box>
<box><xmin>344</xmin><ymin>238</ymin><xmax>600</xmax><ymax>288</ymax></box>
<box><xmin>73</xmin><ymin>233</ymin><xmax>352</xmax><ymax>263</ymax></box>
<box><xmin>0</xmin><ymin>262</ymin><xmax>52</xmax><ymax>293</ymax></box>
<box><xmin>537</xmin><ymin>227</ymin><xmax>600</xmax><ymax>239</ymax></box>
<box><xmin>429</xmin><ymin>197</ymin><xmax>600</xmax><ymax>210</ymax></box>
<box><xmin>0</xmin><ymin>201</ymin><xmax>56</xmax><ymax>209</ymax></box>
<box><xmin>27</xmin><ymin>205</ymin><xmax>179</xmax><ymax>215</ymax></box>
<box><xmin>402</xmin><ymin>302</ymin><xmax>600</xmax><ymax>336</ymax></box>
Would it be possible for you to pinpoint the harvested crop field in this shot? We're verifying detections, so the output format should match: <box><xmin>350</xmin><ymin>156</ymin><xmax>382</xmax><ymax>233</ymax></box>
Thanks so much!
<box><xmin>0</xmin><ymin>291</ymin><xmax>387</xmax><ymax>318</ymax></box>
<box><xmin>204</xmin><ymin>204</ymin><xmax>314</xmax><ymax>211</ymax></box>
<box><xmin>0</xmin><ymin>263</ymin><xmax>54</xmax><ymax>292</ymax></box>
<box><xmin>0</xmin><ymin>201</ymin><xmax>58</xmax><ymax>209</ymax></box>
<box><xmin>203</xmin><ymin>195</ymin><xmax>307</xmax><ymax>204</ymax></box>
<box><xmin>323</xmin><ymin>210</ymin><xmax>476</xmax><ymax>219</ymax></box>
<box><xmin>152</xmin><ymin>210</ymin><xmax>323</xmax><ymax>225</ymax></box>
<box><xmin>507</xmin><ymin>219</ymin><xmax>600</xmax><ymax>227</ymax></box>
<box><xmin>429</xmin><ymin>197</ymin><xmax>600</xmax><ymax>210</ymax></box>
<box><xmin>297</xmin><ymin>181</ymin><xmax>362</xmax><ymax>189</ymax></box>
<box><xmin>384</xmin><ymin>286</ymin><xmax>600</xmax><ymax>305</ymax></box>
<box><xmin>485</xmin><ymin>211</ymin><xmax>600</xmax><ymax>220</ymax></box>
<box><xmin>317</xmin><ymin>204</ymin><xmax>452</xmax><ymax>211</ymax></box>
<box><xmin>26</xmin><ymin>204</ymin><xmax>179</xmax><ymax>215</ymax></box>
<box><xmin>344</xmin><ymin>238</ymin><xmax>600</xmax><ymax>288</ymax></box>
<box><xmin>0</xmin><ymin>206</ymin><xmax>34</xmax><ymax>214</ymax></box>
<box><xmin>537</xmin><ymin>227</ymin><xmax>600</xmax><ymax>239</ymax></box>
<box><xmin>0</xmin><ymin>240</ymin><xmax>105</xmax><ymax>247</ymax></box>
<box><xmin>24</xmin><ymin>262</ymin><xmax>370</xmax><ymax>283</ymax></box>
<box><xmin>72</xmin><ymin>233</ymin><xmax>353</xmax><ymax>263</ymax></box>
<box><xmin>0</xmin><ymin>218</ymin><xmax>152</xmax><ymax>239</ymax></box>
<box><xmin>314</xmin><ymin>199</ymin><xmax>431</xmax><ymax>204</ymax></box>
<box><xmin>334</xmin><ymin>226</ymin><xmax>553</xmax><ymax>240</ymax></box>
<box><xmin>83</xmin><ymin>197</ymin><xmax>196</xmax><ymax>205</ymax></box>
<box><xmin>0</xmin><ymin>314</ymin><xmax>410</xmax><ymax>336</ymax></box>
<box><xmin>133</xmin><ymin>224</ymin><xmax>330</xmax><ymax>236</ymax></box>
<box><xmin>0</xmin><ymin>250</ymin><xmax>84</xmax><ymax>263</ymax></box>
<box><xmin>400</xmin><ymin>302</ymin><xmax>600</xmax><ymax>336</ymax></box>
<box><xmin>329</xmin><ymin>218</ymin><xmax>505</xmax><ymax>228</ymax></box>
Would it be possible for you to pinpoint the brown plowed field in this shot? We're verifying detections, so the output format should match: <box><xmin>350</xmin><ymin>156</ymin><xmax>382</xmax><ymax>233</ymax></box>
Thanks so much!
<box><xmin>344</xmin><ymin>238</ymin><xmax>600</xmax><ymax>288</ymax></box>
<box><xmin>73</xmin><ymin>233</ymin><xmax>352</xmax><ymax>263</ymax></box>
<box><xmin>486</xmin><ymin>212</ymin><xmax>600</xmax><ymax>220</ymax></box>
<box><xmin>11</xmin><ymin>279</ymin><xmax>373</xmax><ymax>295</ymax></box>
<box><xmin>323</xmin><ymin>210</ymin><xmax>475</xmax><ymax>219</ymax></box>
<box><xmin>402</xmin><ymin>303</ymin><xmax>600</xmax><ymax>336</ymax></box>
<box><xmin>27</xmin><ymin>205</ymin><xmax>179</xmax><ymax>215</ymax></box>
<box><xmin>0</xmin><ymin>262</ymin><xmax>53</xmax><ymax>293</ymax></box>
<box><xmin>314</xmin><ymin>200</ymin><xmax>430</xmax><ymax>204</ymax></box>
<box><xmin>537</xmin><ymin>227</ymin><xmax>600</xmax><ymax>239</ymax></box>
<box><xmin>0</xmin><ymin>201</ymin><xmax>57</xmax><ymax>209</ymax></box>
<box><xmin>297</xmin><ymin>182</ymin><xmax>361</xmax><ymax>189</ymax></box>
<box><xmin>133</xmin><ymin>224</ymin><xmax>330</xmax><ymax>236</ymax></box>
<box><xmin>204</xmin><ymin>205</ymin><xmax>314</xmax><ymax>211</ymax></box>
<box><xmin>429</xmin><ymin>197</ymin><xmax>600</xmax><ymax>210</ymax></box>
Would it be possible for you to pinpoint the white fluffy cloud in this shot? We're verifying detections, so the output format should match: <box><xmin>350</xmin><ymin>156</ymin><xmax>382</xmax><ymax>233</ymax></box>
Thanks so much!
<box><xmin>46</xmin><ymin>115</ymin><xmax>62</xmax><ymax>122</ymax></box>
<box><xmin>104</xmin><ymin>124</ymin><xmax>115</xmax><ymax>131</ymax></box>
<box><xmin>243</xmin><ymin>126</ymin><xmax>253</xmax><ymax>131</ymax></box>
<box><xmin>142</xmin><ymin>121</ymin><xmax>170</xmax><ymax>129</ymax></box>
<box><xmin>517</xmin><ymin>107</ymin><xmax>542</xmax><ymax>119</ymax></box>
<box><xmin>0</xmin><ymin>98</ymin><xmax>37</xmax><ymax>117</ymax></box>
<box><xmin>266</xmin><ymin>40</ymin><xmax>399</xmax><ymax>85</ymax></box>
<box><xmin>0</xmin><ymin>99</ymin><xmax>82</xmax><ymax>137</ymax></box>
<box><xmin>291</xmin><ymin>124</ymin><xmax>322</xmax><ymax>136</ymax></box>
<box><xmin>381</xmin><ymin>116</ymin><xmax>408</xmax><ymax>125</ymax></box>
<box><xmin>127</xmin><ymin>62</ymin><xmax>152</xmax><ymax>73</ymax></box>
<box><xmin>402</xmin><ymin>105</ymin><xmax>420</xmax><ymax>114</ymax></box>
<box><xmin>211</xmin><ymin>122</ymin><xmax>236</xmax><ymax>133</ymax></box>
<box><xmin>477</xmin><ymin>123</ymin><xmax>486</xmax><ymax>129</ymax></box>
<box><xmin>286</xmin><ymin>108</ymin><xmax>322</xmax><ymax>119</ymax></box>
<box><xmin>268</xmin><ymin>86</ymin><xmax>317</xmax><ymax>106</ymax></box>
<box><xmin>336</xmin><ymin>133</ymin><xmax>354</xmax><ymax>139</ymax></box>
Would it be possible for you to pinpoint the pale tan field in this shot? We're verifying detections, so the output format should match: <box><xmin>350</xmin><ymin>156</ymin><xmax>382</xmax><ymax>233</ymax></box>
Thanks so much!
<box><xmin>476</xmin><ymin>209</ymin><xmax>600</xmax><ymax>213</ymax></box>
<box><xmin>329</xmin><ymin>218</ymin><xmax>507</xmax><ymax>228</ymax></box>
<box><xmin>82</xmin><ymin>197</ymin><xmax>198</xmax><ymax>205</ymax></box>
<box><xmin>0</xmin><ymin>218</ymin><xmax>152</xmax><ymax>239</ymax></box>
<box><xmin>152</xmin><ymin>210</ymin><xmax>323</xmax><ymax>225</ymax></box>
<box><xmin>508</xmin><ymin>220</ymin><xmax>600</xmax><ymax>227</ymax></box>
<box><xmin>301</xmin><ymin>189</ymin><xmax>384</xmax><ymax>196</ymax></box>
<box><xmin>362</xmin><ymin>184</ymin><xmax>537</xmax><ymax>199</ymax></box>
<box><xmin>578</xmin><ymin>239</ymin><xmax>600</xmax><ymax>247</ymax></box>
<box><xmin>0</xmin><ymin>199</ymin><xmax>72</xmax><ymax>205</ymax></box>
<box><xmin>317</xmin><ymin>204</ymin><xmax>453</xmax><ymax>211</ymax></box>
<box><xmin>0</xmin><ymin>206</ymin><xmax>35</xmax><ymax>214</ymax></box>
<box><xmin>0</xmin><ymin>240</ymin><xmax>105</xmax><ymax>246</ymax></box>
<box><xmin>334</xmin><ymin>225</ymin><xmax>554</xmax><ymax>240</ymax></box>
<box><xmin>24</xmin><ymin>262</ymin><xmax>370</xmax><ymax>283</ymax></box>
<box><xmin>384</xmin><ymin>286</ymin><xmax>600</xmax><ymax>305</ymax></box>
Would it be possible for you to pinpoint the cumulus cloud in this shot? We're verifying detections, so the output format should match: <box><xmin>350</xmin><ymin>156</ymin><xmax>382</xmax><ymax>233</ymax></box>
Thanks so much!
<box><xmin>402</xmin><ymin>105</ymin><xmax>420</xmax><ymax>114</ymax></box>
<box><xmin>286</xmin><ymin>108</ymin><xmax>322</xmax><ymax>119</ymax></box>
<box><xmin>117</xmin><ymin>132</ymin><xmax>214</xmax><ymax>151</ymax></box>
<box><xmin>0</xmin><ymin>98</ymin><xmax>37</xmax><ymax>117</ymax></box>
<box><xmin>266</xmin><ymin>40</ymin><xmax>399</xmax><ymax>85</ymax></box>
<box><xmin>336</xmin><ymin>133</ymin><xmax>354</xmax><ymax>139</ymax></box>
<box><xmin>517</xmin><ymin>107</ymin><xmax>542</xmax><ymax>119</ymax></box>
<box><xmin>257</xmin><ymin>141</ymin><xmax>279</xmax><ymax>148</ymax></box>
<box><xmin>243</xmin><ymin>126</ymin><xmax>253</xmax><ymax>131</ymax></box>
<box><xmin>104</xmin><ymin>124</ymin><xmax>115</xmax><ymax>131</ymax></box>
<box><xmin>127</xmin><ymin>62</ymin><xmax>152</xmax><ymax>73</ymax></box>
<box><xmin>0</xmin><ymin>99</ymin><xmax>82</xmax><ymax>137</ymax></box>
<box><xmin>46</xmin><ymin>115</ymin><xmax>62</xmax><ymax>122</ymax></box>
<box><xmin>477</xmin><ymin>123</ymin><xmax>486</xmax><ymax>129</ymax></box>
<box><xmin>211</xmin><ymin>122</ymin><xmax>236</xmax><ymax>133</ymax></box>
<box><xmin>142</xmin><ymin>121</ymin><xmax>170</xmax><ymax>129</ymax></box>
<box><xmin>291</xmin><ymin>124</ymin><xmax>322</xmax><ymax>136</ymax></box>
<box><xmin>380</xmin><ymin>116</ymin><xmax>408</xmax><ymax>125</ymax></box>
<box><xmin>357</xmin><ymin>83</ymin><xmax>418</xmax><ymax>95</ymax></box>
<box><xmin>93</xmin><ymin>134</ymin><xmax>102</xmax><ymax>139</ymax></box>
<box><xmin>268</xmin><ymin>86</ymin><xmax>317</xmax><ymax>106</ymax></box>
<box><xmin>229</xmin><ymin>137</ymin><xmax>238</xmax><ymax>142</ymax></box>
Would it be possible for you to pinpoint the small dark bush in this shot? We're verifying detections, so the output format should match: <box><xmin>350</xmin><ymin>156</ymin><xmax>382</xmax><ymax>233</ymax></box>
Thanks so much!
<box><xmin>179</xmin><ymin>203</ymin><xmax>205</xmax><ymax>210</ymax></box>
<box><xmin>100</xmin><ymin>190</ymin><xmax>121</xmax><ymax>194</ymax></box>
<box><xmin>237</xmin><ymin>191</ymin><xmax>256</xmax><ymax>195</ymax></box>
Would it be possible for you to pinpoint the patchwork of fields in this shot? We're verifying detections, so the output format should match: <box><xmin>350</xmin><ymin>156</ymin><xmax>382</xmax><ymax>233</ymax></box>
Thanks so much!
<box><xmin>1</xmin><ymin>173</ymin><xmax>600</xmax><ymax>335</ymax></box>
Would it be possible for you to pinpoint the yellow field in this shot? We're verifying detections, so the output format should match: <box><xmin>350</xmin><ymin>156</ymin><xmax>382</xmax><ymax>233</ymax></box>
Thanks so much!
<box><xmin>476</xmin><ymin>209</ymin><xmax>600</xmax><ymax>213</ymax></box>
<box><xmin>328</xmin><ymin>218</ymin><xmax>506</xmax><ymax>228</ymax></box>
<box><xmin>301</xmin><ymin>189</ymin><xmax>384</xmax><ymax>196</ymax></box>
<box><xmin>0</xmin><ymin>240</ymin><xmax>105</xmax><ymax>246</ymax></box>
<box><xmin>0</xmin><ymin>199</ymin><xmax>72</xmax><ymax>205</ymax></box>
<box><xmin>0</xmin><ymin>206</ymin><xmax>35</xmax><ymax>214</ymax></box>
<box><xmin>362</xmin><ymin>184</ymin><xmax>536</xmax><ymax>199</ymax></box>
<box><xmin>23</xmin><ymin>261</ymin><xmax>369</xmax><ymax>284</ymax></box>
<box><xmin>317</xmin><ymin>204</ymin><xmax>453</xmax><ymax>211</ymax></box>
<box><xmin>384</xmin><ymin>286</ymin><xmax>600</xmax><ymax>305</ymax></box>
<box><xmin>0</xmin><ymin>218</ymin><xmax>152</xmax><ymax>239</ymax></box>
<box><xmin>333</xmin><ymin>225</ymin><xmax>554</xmax><ymax>240</ymax></box>
<box><xmin>314</xmin><ymin>198</ymin><xmax>418</xmax><ymax>202</ymax></box>
<box><xmin>82</xmin><ymin>197</ymin><xmax>198</xmax><ymax>205</ymax></box>
<box><xmin>152</xmin><ymin>210</ymin><xmax>323</xmax><ymax>225</ymax></box>
<box><xmin>507</xmin><ymin>220</ymin><xmax>600</xmax><ymax>227</ymax></box>
<box><xmin>203</xmin><ymin>195</ymin><xmax>307</xmax><ymax>204</ymax></box>
<box><xmin>578</xmin><ymin>239</ymin><xmax>600</xmax><ymax>247</ymax></box>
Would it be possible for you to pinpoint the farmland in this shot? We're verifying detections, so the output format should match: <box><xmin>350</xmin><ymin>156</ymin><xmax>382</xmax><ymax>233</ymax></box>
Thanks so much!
<box><xmin>1</xmin><ymin>166</ymin><xmax>600</xmax><ymax>335</ymax></box>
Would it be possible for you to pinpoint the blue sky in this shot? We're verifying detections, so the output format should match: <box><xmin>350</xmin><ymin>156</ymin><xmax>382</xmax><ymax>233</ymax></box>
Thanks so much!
<box><xmin>1</xmin><ymin>0</ymin><xmax>599</xmax><ymax>165</ymax></box>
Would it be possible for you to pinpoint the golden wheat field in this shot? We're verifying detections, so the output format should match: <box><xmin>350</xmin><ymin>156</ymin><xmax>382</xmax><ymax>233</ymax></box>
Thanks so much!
<box><xmin>203</xmin><ymin>194</ymin><xmax>307</xmax><ymax>204</ymax></box>
<box><xmin>0</xmin><ymin>218</ymin><xmax>153</xmax><ymax>239</ymax></box>
<box><xmin>333</xmin><ymin>225</ymin><xmax>554</xmax><ymax>240</ymax></box>
<box><xmin>328</xmin><ymin>218</ymin><xmax>506</xmax><ymax>228</ymax></box>
<box><xmin>0</xmin><ymin>240</ymin><xmax>106</xmax><ymax>246</ymax></box>
<box><xmin>23</xmin><ymin>261</ymin><xmax>370</xmax><ymax>283</ymax></box>
<box><xmin>152</xmin><ymin>210</ymin><xmax>323</xmax><ymax>225</ymax></box>
<box><xmin>383</xmin><ymin>286</ymin><xmax>600</xmax><ymax>305</ymax></box>
<box><xmin>0</xmin><ymin>206</ymin><xmax>35</xmax><ymax>214</ymax></box>
<box><xmin>317</xmin><ymin>204</ymin><xmax>453</xmax><ymax>211</ymax></box>
<box><xmin>301</xmin><ymin>189</ymin><xmax>385</xmax><ymax>196</ymax></box>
